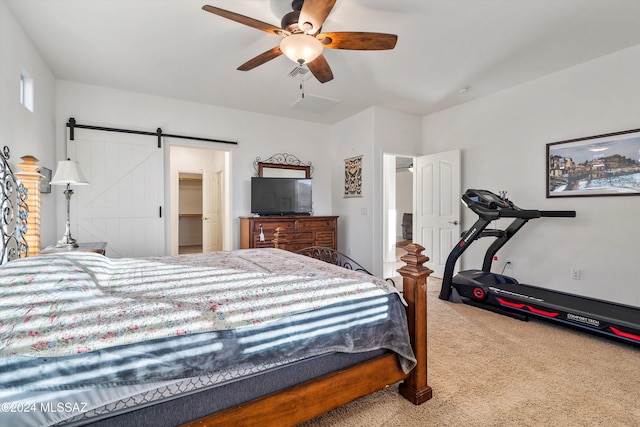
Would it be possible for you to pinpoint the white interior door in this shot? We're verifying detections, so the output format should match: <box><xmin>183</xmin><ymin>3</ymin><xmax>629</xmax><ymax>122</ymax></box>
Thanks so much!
<box><xmin>414</xmin><ymin>149</ymin><xmax>461</xmax><ymax>277</ymax></box>
<box><xmin>202</xmin><ymin>170</ymin><xmax>221</xmax><ymax>252</ymax></box>
<box><xmin>69</xmin><ymin>133</ymin><xmax>165</xmax><ymax>258</ymax></box>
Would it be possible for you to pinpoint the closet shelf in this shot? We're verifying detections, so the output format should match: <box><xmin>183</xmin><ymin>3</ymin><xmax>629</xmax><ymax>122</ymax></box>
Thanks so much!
<box><xmin>179</xmin><ymin>213</ymin><xmax>202</xmax><ymax>218</ymax></box>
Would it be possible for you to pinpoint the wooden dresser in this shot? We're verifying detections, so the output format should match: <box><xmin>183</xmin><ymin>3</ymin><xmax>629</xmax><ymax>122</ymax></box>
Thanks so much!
<box><xmin>240</xmin><ymin>215</ymin><xmax>338</xmax><ymax>252</ymax></box>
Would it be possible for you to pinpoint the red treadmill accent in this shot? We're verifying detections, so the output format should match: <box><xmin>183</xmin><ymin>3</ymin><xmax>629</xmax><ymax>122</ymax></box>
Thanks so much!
<box><xmin>526</xmin><ymin>305</ymin><xmax>559</xmax><ymax>318</ymax></box>
<box><xmin>610</xmin><ymin>327</ymin><xmax>640</xmax><ymax>342</ymax></box>
<box><xmin>497</xmin><ymin>298</ymin><xmax>525</xmax><ymax>309</ymax></box>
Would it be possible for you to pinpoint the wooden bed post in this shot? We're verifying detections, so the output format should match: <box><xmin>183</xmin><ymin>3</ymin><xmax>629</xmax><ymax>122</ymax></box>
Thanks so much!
<box><xmin>16</xmin><ymin>155</ymin><xmax>42</xmax><ymax>256</ymax></box>
<box><xmin>397</xmin><ymin>243</ymin><xmax>433</xmax><ymax>404</ymax></box>
<box><xmin>272</xmin><ymin>227</ymin><xmax>287</xmax><ymax>250</ymax></box>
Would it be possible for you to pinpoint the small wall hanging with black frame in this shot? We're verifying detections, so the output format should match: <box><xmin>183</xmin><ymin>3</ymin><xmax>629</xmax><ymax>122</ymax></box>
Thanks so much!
<box><xmin>344</xmin><ymin>155</ymin><xmax>363</xmax><ymax>198</ymax></box>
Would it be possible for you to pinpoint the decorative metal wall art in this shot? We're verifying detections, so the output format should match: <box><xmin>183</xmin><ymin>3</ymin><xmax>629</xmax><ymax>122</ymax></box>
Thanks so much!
<box><xmin>253</xmin><ymin>153</ymin><xmax>313</xmax><ymax>178</ymax></box>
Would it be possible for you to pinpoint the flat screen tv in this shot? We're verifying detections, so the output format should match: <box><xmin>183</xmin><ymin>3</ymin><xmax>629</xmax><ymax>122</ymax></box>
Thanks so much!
<box><xmin>251</xmin><ymin>177</ymin><xmax>313</xmax><ymax>216</ymax></box>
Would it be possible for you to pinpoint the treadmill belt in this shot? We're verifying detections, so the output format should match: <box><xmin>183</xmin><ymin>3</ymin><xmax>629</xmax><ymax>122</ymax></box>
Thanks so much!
<box><xmin>492</xmin><ymin>282</ymin><xmax>640</xmax><ymax>329</ymax></box>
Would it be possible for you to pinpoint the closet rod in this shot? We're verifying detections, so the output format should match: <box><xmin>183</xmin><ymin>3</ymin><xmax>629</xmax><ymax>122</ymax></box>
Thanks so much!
<box><xmin>66</xmin><ymin>117</ymin><xmax>237</xmax><ymax>148</ymax></box>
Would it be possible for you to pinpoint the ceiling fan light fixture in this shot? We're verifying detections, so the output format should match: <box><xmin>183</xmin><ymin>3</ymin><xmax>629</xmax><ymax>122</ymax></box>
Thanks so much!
<box><xmin>280</xmin><ymin>33</ymin><xmax>323</xmax><ymax>65</ymax></box>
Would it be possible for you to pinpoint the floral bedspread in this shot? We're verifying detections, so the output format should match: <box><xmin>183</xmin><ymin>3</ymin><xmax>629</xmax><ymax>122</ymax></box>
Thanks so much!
<box><xmin>0</xmin><ymin>249</ymin><xmax>397</xmax><ymax>358</ymax></box>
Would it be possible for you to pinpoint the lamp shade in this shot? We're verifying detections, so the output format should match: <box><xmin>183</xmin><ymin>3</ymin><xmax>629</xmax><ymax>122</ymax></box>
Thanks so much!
<box><xmin>50</xmin><ymin>160</ymin><xmax>89</xmax><ymax>185</ymax></box>
<box><xmin>280</xmin><ymin>33</ymin><xmax>323</xmax><ymax>65</ymax></box>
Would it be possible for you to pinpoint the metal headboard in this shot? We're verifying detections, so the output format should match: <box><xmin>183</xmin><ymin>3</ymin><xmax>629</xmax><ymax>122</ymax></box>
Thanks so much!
<box><xmin>0</xmin><ymin>146</ymin><xmax>28</xmax><ymax>264</ymax></box>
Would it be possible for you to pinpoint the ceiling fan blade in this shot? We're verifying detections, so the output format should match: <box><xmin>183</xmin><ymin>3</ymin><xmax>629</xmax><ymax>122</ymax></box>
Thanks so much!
<box><xmin>298</xmin><ymin>0</ymin><xmax>336</xmax><ymax>35</ymax></box>
<box><xmin>202</xmin><ymin>5</ymin><xmax>286</xmax><ymax>37</ymax></box>
<box><xmin>318</xmin><ymin>32</ymin><xmax>398</xmax><ymax>50</ymax></box>
<box><xmin>237</xmin><ymin>46</ymin><xmax>283</xmax><ymax>71</ymax></box>
<box><xmin>307</xmin><ymin>54</ymin><xmax>334</xmax><ymax>83</ymax></box>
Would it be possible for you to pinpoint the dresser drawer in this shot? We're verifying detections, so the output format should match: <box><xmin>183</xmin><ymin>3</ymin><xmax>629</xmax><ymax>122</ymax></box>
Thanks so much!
<box><xmin>253</xmin><ymin>231</ymin><xmax>312</xmax><ymax>245</ymax></box>
<box><xmin>288</xmin><ymin>231</ymin><xmax>314</xmax><ymax>241</ymax></box>
<box><xmin>315</xmin><ymin>231</ymin><xmax>335</xmax><ymax>247</ymax></box>
<box><xmin>252</xmin><ymin>220</ymin><xmax>296</xmax><ymax>232</ymax></box>
<box><xmin>298</xmin><ymin>219</ymin><xmax>335</xmax><ymax>229</ymax></box>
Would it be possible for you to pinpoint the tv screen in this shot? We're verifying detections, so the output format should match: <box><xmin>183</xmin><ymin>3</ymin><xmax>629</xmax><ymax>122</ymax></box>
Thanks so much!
<box><xmin>251</xmin><ymin>177</ymin><xmax>313</xmax><ymax>216</ymax></box>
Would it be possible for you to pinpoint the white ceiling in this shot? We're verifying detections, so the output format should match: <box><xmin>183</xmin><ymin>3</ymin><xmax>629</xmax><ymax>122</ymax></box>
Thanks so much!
<box><xmin>7</xmin><ymin>0</ymin><xmax>640</xmax><ymax>124</ymax></box>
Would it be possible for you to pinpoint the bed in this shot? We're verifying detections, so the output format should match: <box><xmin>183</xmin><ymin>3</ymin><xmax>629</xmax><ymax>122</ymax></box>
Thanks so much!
<box><xmin>0</xmin><ymin>146</ymin><xmax>432</xmax><ymax>426</ymax></box>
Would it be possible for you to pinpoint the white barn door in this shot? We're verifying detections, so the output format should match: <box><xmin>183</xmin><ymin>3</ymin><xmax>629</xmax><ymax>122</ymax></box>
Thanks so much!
<box><xmin>414</xmin><ymin>149</ymin><xmax>461</xmax><ymax>277</ymax></box>
<box><xmin>68</xmin><ymin>133</ymin><xmax>165</xmax><ymax>257</ymax></box>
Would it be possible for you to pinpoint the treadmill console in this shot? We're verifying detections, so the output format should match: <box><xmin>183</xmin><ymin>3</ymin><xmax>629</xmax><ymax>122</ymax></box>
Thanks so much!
<box><xmin>461</xmin><ymin>189</ymin><xmax>575</xmax><ymax>220</ymax></box>
<box><xmin>462</xmin><ymin>189</ymin><xmax>517</xmax><ymax>218</ymax></box>
<box><xmin>463</xmin><ymin>189</ymin><xmax>511</xmax><ymax>208</ymax></box>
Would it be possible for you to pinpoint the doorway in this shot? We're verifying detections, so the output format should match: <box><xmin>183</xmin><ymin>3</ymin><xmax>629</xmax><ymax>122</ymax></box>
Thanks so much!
<box><xmin>382</xmin><ymin>154</ymin><xmax>415</xmax><ymax>279</ymax></box>
<box><xmin>178</xmin><ymin>172</ymin><xmax>204</xmax><ymax>254</ymax></box>
<box><xmin>170</xmin><ymin>146</ymin><xmax>228</xmax><ymax>255</ymax></box>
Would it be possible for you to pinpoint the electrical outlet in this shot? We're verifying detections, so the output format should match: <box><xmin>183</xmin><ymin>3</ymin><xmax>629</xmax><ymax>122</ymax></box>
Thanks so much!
<box><xmin>571</xmin><ymin>269</ymin><xmax>581</xmax><ymax>280</ymax></box>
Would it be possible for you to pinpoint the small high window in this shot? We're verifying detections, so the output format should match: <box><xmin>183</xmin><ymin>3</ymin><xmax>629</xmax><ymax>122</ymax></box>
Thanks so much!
<box><xmin>20</xmin><ymin>69</ymin><xmax>34</xmax><ymax>112</ymax></box>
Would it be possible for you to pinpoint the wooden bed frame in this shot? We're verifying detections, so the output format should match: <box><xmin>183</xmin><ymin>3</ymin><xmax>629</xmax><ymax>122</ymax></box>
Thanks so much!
<box><xmin>3</xmin><ymin>147</ymin><xmax>432</xmax><ymax>426</ymax></box>
<box><xmin>181</xmin><ymin>235</ymin><xmax>433</xmax><ymax>426</ymax></box>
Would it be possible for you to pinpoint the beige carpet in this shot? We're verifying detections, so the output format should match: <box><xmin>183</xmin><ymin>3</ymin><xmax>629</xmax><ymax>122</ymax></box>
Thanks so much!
<box><xmin>302</xmin><ymin>277</ymin><xmax>640</xmax><ymax>427</ymax></box>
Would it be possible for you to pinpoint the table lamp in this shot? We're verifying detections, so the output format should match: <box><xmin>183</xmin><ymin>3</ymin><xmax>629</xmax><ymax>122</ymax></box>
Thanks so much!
<box><xmin>50</xmin><ymin>159</ymin><xmax>89</xmax><ymax>248</ymax></box>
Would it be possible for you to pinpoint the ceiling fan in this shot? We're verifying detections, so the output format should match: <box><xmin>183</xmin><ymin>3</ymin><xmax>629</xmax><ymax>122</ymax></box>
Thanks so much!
<box><xmin>202</xmin><ymin>0</ymin><xmax>398</xmax><ymax>83</ymax></box>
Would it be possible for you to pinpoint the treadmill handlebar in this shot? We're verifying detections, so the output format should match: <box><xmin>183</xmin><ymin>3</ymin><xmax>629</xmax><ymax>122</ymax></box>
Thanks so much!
<box><xmin>498</xmin><ymin>209</ymin><xmax>541</xmax><ymax>219</ymax></box>
<box><xmin>463</xmin><ymin>201</ymin><xmax>540</xmax><ymax>220</ymax></box>
<box><xmin>540</xmin><ymin>210</ymin><xmax>577</xmax><ymax>218</ymax></box>
<box><xmin>462</xmin><ymin>190</ymin><xmax>576</xmax><ymax>220</ymax></box>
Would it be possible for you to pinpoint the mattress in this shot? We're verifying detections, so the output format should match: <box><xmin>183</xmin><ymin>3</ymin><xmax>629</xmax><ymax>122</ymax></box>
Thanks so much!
<box><xmin>0</xmin><ymin>249</ymin><xmax>414</xmax><ymax>426</ymax></box>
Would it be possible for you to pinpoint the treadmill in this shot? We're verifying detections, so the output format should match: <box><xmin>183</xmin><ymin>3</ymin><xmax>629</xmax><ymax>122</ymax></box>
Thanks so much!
<box><xmin>439</xmin><ymin>189</ymin><xmax>640</xmax><ymax>344</ymax></box>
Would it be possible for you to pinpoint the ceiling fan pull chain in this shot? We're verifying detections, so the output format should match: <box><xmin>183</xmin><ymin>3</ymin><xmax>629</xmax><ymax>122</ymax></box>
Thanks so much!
<box><xmin>300</xmin><ymin>74</ymin><xmax>305</xmax><ymax>99</ymax></box>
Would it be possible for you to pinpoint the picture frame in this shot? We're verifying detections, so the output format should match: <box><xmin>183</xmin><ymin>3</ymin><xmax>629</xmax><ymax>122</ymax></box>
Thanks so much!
<box><xmin>344</xmin><ymin>155</ymin><xmax>363</xmax><ymax>198</ymax></box>
<box><xmin>546</xmin><ymin>128</ymin><xmax>640</xmax><ymax>198</ymax></box>
<box><xmin>40</xmin><ymin>167</ymin><xmax>52</xmax><ymax>194</ymax></box>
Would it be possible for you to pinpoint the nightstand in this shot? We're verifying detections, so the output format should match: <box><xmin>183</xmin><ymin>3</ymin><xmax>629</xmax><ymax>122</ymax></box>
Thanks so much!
<box><xmin>41</xmin><ymin>241</ymin><xmax>107</xmax><ymax>256</ymax></box>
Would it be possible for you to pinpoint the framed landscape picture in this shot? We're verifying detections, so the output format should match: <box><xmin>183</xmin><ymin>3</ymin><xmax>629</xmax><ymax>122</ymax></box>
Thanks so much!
<box><xmin>546</xmin><ymin>128</ymin><xmax>640</xmax><ymax>197</ymax></box>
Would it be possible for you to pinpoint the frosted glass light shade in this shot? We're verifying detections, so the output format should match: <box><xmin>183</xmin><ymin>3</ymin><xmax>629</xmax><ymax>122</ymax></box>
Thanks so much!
<box><xmin>50</xmin><ymin>160</ymin><xmax>90</xmax><ymax>185</ymax></box>
<box><xmin>280</xmin><ymin>33</ymin><xmax>323</xmax><ymax>65</ymax></box>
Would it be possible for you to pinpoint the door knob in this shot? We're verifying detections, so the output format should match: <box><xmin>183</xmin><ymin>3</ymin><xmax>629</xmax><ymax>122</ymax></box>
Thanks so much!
<box><xmin>448</xmin><ymin>220</ymin><xmax>459</xmax><ymax>225</ymax></box>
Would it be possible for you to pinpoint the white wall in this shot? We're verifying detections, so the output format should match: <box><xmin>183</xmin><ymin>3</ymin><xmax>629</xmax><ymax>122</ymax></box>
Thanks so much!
<box><xmin>372</xmin><ymin>108</ymin><xmax>422</xmax><ymax>275</ymax></box>
<box><xmin>330</xmin><ymin>108</ymin><xmax>375</xmax><ymax>269</ymax></box>
<box><xmin>55</xmin><ymin>81</ymin><xmax>333</xmax><ymax>250</ymax></box>
<box><xmin>0</xmin><ymin>1</ymin><xmax>58</xmax><ymax>248</ymax></box>
<box><xmin>422</xmin><ymin>44</ymin><xmax>640</xmax><ymax>306</ymax></box>
<box><xmin>331</xmin><ymin>106</ymin><xmax>422</xmax><ymax>275</ymax></box>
